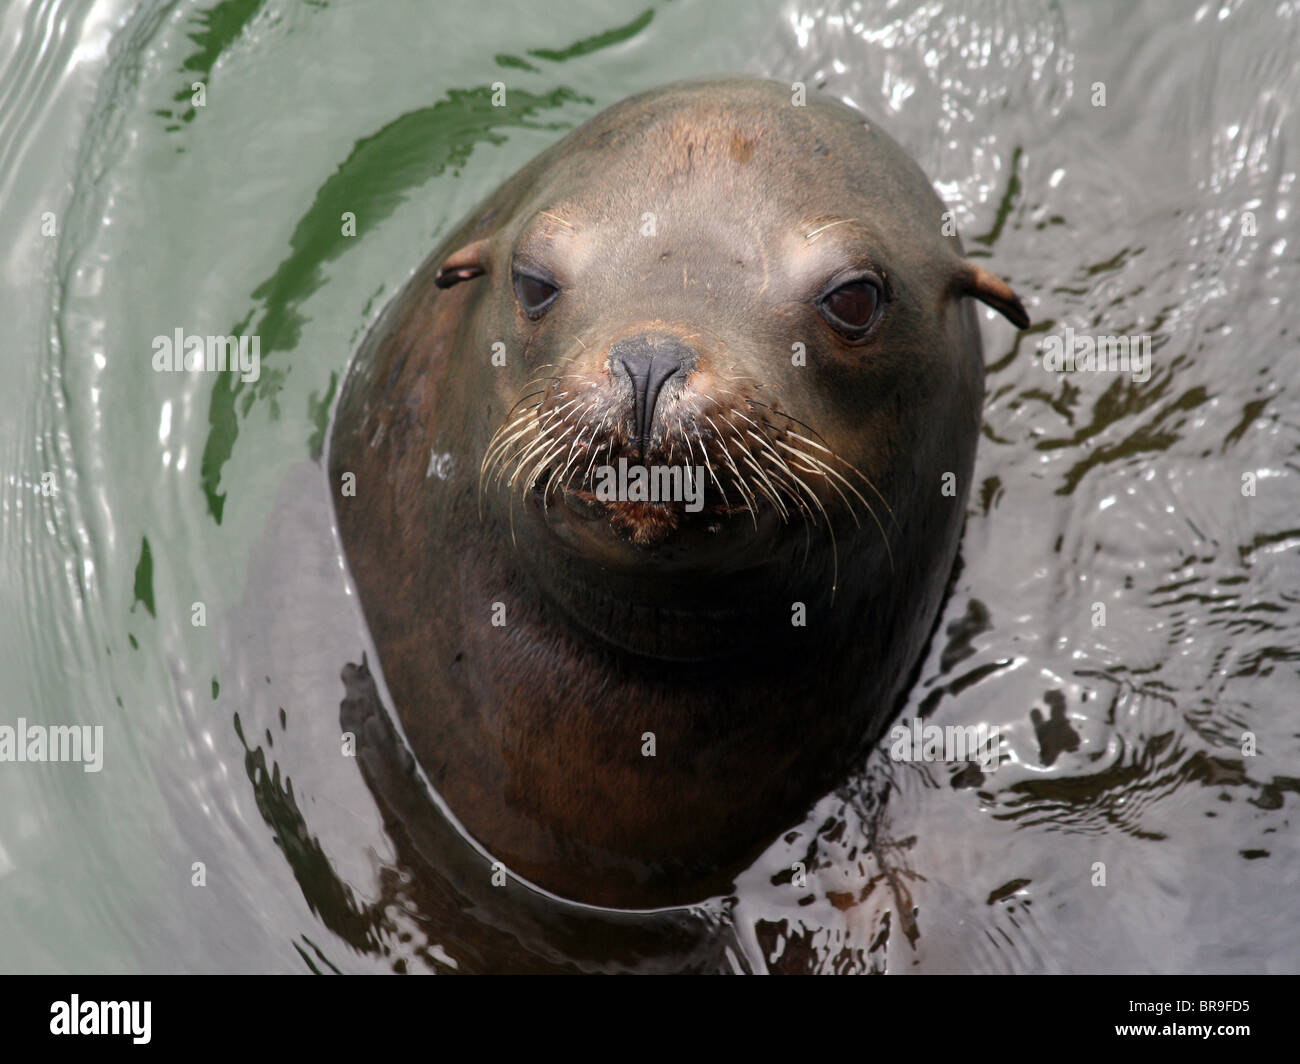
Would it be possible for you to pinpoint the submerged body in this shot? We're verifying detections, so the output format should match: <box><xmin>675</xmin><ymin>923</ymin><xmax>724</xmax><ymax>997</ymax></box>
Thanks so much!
<box><xmin>328</xmin><ymin>76</ymin><xmax>1027</xmax><ymax>908</ymax></box>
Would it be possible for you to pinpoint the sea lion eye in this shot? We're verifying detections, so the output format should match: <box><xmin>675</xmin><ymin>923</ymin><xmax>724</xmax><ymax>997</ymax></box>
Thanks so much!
<box><xmin>818</xmin><ymin>278</ymin><xmax>882</xmax><ymax>338</ymax></box>
<box><xmin>514</xmin><ymin>270</ymin><xmax>560</xmax><ymax>319</ymax></box>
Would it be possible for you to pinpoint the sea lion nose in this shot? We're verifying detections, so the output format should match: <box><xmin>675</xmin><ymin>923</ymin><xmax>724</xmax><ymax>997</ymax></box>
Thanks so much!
<box><xmin>610</xmin><ymin>336</ymin><xmax>695</xmax><ymax>457</ymax></box>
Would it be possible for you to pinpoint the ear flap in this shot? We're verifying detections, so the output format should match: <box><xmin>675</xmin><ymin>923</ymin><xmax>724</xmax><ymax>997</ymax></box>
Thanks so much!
<box><xmin>434</xmin><ymin>239</ymin><xmax>490</xmax><ymax>288</ymax></box>
<box><xmin>956</xmin><ymin>262</ymin><xmax>1030</xmax><ymax>329</ymax></box>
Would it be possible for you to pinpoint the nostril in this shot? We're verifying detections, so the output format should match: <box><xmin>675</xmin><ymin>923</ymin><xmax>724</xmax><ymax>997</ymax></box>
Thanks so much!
<box><xmin>617</xmin><ymin>351</ymin><xmax>682</xmax><ymax>411</ymax></box>
<box><xmin>610</xmin><ymin>339</ymin><xmax>694</xmax><ymax>456</ymax></box>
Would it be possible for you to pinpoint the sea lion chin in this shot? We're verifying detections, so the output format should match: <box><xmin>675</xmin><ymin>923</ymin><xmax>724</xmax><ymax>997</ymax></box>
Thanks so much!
<box><xmin>328</xmin><ymin>75</ymin><xmax>1029</xmax><ymax>909</ymax></box>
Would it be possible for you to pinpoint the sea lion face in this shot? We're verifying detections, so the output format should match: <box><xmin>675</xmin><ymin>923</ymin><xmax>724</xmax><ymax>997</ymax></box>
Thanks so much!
<box><xmin>440</xmin><ymin>82</ymin><xmax>1026</xmax><ymax>653</ymax></box>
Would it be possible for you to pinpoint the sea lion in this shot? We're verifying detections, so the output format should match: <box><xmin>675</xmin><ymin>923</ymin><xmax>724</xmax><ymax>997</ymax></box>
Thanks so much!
<box><xmin>328</xmin><ymin>76</ymin><xmax>1028</xmax><ymax>909</ymax></box>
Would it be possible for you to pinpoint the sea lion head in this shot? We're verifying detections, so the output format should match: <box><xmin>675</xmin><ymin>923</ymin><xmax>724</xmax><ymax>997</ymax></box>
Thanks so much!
<box><xmin>434</xmin><ymin>78</ymin><xmax>1027</xmax><ymax>660</ymax></box>
<box><xmin>330</xmin><ymin>78</ymin><xmax>1030</xmax><ymax>906</ymax></box>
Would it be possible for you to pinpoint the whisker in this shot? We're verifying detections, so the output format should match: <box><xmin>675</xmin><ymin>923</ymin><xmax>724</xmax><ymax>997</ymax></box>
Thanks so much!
<box><xmin>781</xmin><ymin>429</ymin><xmax>897</xmax><ymax>528</ymax></box>
<box><xmin>706</xmin><ymin>415</ymin><xmax>759</xmax><ymax>528</ymax></box>
<box><xmin>721</xmin><ymin>415</ymin><xmax>788</xmax><ymax>521</ymax></box>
